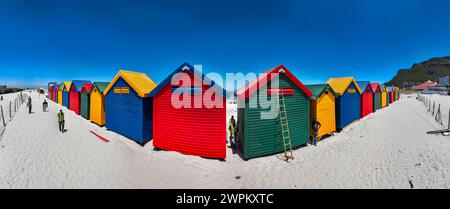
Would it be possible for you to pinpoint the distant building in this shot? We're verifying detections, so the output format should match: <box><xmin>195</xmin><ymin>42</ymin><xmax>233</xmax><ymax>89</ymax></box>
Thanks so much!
<box><xmin>421</xmin><ymin>86</ymin><xmax>448</xmax><ymax>95</ymax></box>
<box><xmin>411</xmin><ymin>80</ymin><xmax>438</xmax><ymax>90</ymax></box>
<box><xmin>439</xmin><ymin>76</ymin><xmax>449</xmax><ymax>86</ymax></box>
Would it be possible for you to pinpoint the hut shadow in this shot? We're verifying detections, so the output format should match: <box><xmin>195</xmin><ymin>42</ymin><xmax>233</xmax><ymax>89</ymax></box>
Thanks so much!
<box><xmin>317</xmin><ymin>133</ymin><xmax>334</xmax><ymax>142</ymax></box>
<box><xmin>153</xmin><ymin>147</ymin><xmax>226</xmax><ymax>162</ymax></box>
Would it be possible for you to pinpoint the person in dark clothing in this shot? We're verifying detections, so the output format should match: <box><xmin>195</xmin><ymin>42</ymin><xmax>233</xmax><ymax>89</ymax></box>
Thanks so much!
<box><xmin>58</xmin><ymin>110</ymin><xmax>65</xmax><ymax>133</ymax></box>
<box><xmin>311</xmin><ymin>119</ymin><xmax>321</xmax><ymax>146</ymax></box>
<box><xmin>43</xmin><ymin>100</ymin><xmax>48</xmax><ymax>112</ymax></box>
<box><xmin>27</xmin><ymin>98</ymin><xmax>32</xmax><ymax>114</ymax></box>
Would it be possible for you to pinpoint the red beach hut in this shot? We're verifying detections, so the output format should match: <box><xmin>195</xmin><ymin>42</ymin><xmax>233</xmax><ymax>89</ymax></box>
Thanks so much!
<box><xmin>149</xmin><ymin>63</ymin><xmax>227</xmax><ymax>160</ymax></box>
<box><xmin>69</xmin><ymin>80</ymin><xmax>92</xmax><ymax>115</ymax></box>
<box><xmin>357</xmin><ymin>81</ymin><xmax>374</xmax><ymax>118</ymax></box>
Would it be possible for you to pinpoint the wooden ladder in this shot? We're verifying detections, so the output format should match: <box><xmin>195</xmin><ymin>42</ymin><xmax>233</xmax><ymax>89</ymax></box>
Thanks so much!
<box><xmin>278</xmin><ymin>90</ymin><xmax>294</xmax><ymax>161</ymax></box>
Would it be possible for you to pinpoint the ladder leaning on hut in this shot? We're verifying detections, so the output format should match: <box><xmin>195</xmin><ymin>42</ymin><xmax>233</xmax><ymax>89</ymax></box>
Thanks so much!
<box><xmin>278</xmin><ymin>89</ymin><xmax>294</xmax><ymax>161</ymax></box>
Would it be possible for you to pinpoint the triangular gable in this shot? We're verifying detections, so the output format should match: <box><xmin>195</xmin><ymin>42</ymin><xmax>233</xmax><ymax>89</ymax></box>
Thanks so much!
<box><xmin>237</xmin><ymin>65</ymin><xmax>313</xmax><ymax>99</ymax></box>
<box><xmin>81</xmin><ymin>83</ymin><xmax>93</xmax><ymax>94</ymax></box>
<box><xmin>104</xmin><ymin>70</ymin><xmax>157</xmax><ymax>98</ymax></box>
<box><xmin>71</xmin><ymin>80</ymin><xmax>92</xmax><ymax>92</ymax></box>
<box><xmin>63</xmin><ymin>82</ymin><xmax>72</xmax><ymax>92</ymax></box>
<box><xmin>327</xmin><ymin>77</ymin><xmax>362</xmax><ymax>96</ymax></box>
<box><xmin>149</xmin><ymin>62</ymin><xmax>226</xmax><ymax>97</ymax></box>
<box><xmin>90</xmin><ymin>82</ymin><xmax>110</xmax><ymax>94</ymax></box>
<box><xmin>370</xmin><ymin>83</ymin><xmax>381</xmax><ymax>93</ymax></box>
<box><xmin>305</xmin><ymin>84</ymin><xmax>337</xmax><ymax>99</ymax></box>
<box><xmin>357</xmin><ymin>81</ymin><xmax>373</xmax><ymax>93</ymax></box>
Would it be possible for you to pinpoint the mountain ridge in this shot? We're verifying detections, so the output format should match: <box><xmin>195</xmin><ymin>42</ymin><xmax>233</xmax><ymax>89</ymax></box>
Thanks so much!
<box><xmin>386</xmin><ymin>56</ymin><xmax>450</xmax><ymax>87</ymax></box>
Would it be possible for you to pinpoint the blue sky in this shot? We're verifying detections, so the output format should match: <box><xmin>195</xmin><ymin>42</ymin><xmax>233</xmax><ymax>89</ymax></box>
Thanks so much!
<box><xmin>1</xmin><ymin>0</ymin><xmax>450</xmax><ymax>88</ymax></box>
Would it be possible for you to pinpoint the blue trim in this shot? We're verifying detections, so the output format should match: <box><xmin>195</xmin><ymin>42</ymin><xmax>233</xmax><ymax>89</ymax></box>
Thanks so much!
<box><xmin>149</xmin><ymin>62</ymin><xmax>226</xmax><ymax>97</ymax></box>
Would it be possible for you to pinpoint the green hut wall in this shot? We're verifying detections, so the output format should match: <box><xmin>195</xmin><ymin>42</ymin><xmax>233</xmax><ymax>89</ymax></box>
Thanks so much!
<box><xmin>373</xmin><ymin>91</ymin><xmax>381</xmax><ymax>111</ymax></box>
<box><xmin>81</xmin><ymin>90</ymin><xmax>90</xmax><ymax>119</ymax></box>
<box><xmin>238</xmin><ymin>74</ymin><xmax>310</xmax><ymax>160</ymax></box>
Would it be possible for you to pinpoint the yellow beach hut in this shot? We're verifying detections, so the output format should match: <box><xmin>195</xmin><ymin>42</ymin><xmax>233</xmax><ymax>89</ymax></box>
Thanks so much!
<box><xmin>381</xmin><ymin>85</ymin><xmax>388</xmax><ymax>108</ymax></box>
<box><xmin>58</xmin><ymin>83</ymin><xmax>64</xmax><ymax>105</ymax></box>
<box><xmin>306</xmin><ymin>84</ymin><xmax>337</xmax><ymax>140</ymax></box>
<box><xmin>89</xmin><ymin>82</ymin><xmax>110</xmax><ymax>126</ymax></box>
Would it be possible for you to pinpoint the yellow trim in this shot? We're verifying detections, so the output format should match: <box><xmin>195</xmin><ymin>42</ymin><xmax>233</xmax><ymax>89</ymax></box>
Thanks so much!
<box><xmin>326</xmin><ymin>77</ymin><xmax>362</xmax><ymax>96</ymax></box>
<box><xmin>103</xmin><ymin>70</ymin><xmax>157</xmax><ymax>97</ymax></box>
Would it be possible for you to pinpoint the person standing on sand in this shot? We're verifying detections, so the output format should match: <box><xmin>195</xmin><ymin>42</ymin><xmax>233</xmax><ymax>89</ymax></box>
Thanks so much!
<box><xmin>228</xmin><ymin>116</ymin><xmax>236</xmax><ymax>144</ymax></box>
<box><xmin>311</xmin><ymin>119</ymin><xmax>321</xmax><ymax>146</ymax></box>
<box><xmin>42</xmin><ymin>100</ymin><xmax>48</xmax><ymax>112</ymax></box>
<box><xmin>27</xmin><ymin>97</ymin><xmax>32</xmax><ymax>114</ymax></box>
<box><xmin>58</xmin><ymin>110</ymin><xmax>65</xmax><ymax>133</ymax></box>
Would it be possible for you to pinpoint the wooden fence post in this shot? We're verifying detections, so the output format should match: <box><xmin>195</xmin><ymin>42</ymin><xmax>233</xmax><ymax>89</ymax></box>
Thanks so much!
<box><xmin>9</xmin><ymin>101</ymin><xmax>12</xmax><ymax>118</ymax></box>
<box><xmin>432</xmin><ymin>101</ymin><xmax>435</xmax><ymax>115</ymax></box>
<box><xmin>1</xmin><ymin>105</ymin><xmax>6</xmax><ymax>127</ymax></box>
<box><xmin>435</xmin><ymin>104</ymin><xmax>442</xmax><ymax>125</ymax></box>
<box><xmin>448</xmin><ymin>109</ymin><xmax>450</xmax><ymax>130</ymax></box>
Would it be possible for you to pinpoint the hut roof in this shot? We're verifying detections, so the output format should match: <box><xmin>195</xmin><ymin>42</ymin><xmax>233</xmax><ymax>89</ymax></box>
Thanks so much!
<box><xmin>149</xmin><ymin>62</ymin><xmax>226</xmax><ymax>97</ymax></box>
<box><xmin>236</xmin><ymin>65</ymin><xmax>313</xmax><ymax>99</ymax></box>
<box><xmin>90</xmin><ymin>82</ymin><xmax>110</xmax><ymax>94</ymax></box>
<box><xmin>305</xmin><ymin>84</ymin><xmax>337</xmax><ymax>99</ymax></box>
<box><xmin>62</xmin><ymin>82</ymin><xmax>72</xmax><ymax>92</ymax></box>
<box><xmin>71</xmin><ymin>80</ymin><xmax>92</xmax><ymax>92</ymax></box>
<box><xmin>327</xmin><ymin>77</ymin><xmax>362</xmax><ymax>96</ymax></box>
<box><xmin>370</xmin><ymin>83</ymin><xmax>381</xmax><ymax>93</ymax></box>
<box><xmin>81</xmin><ymin>83</ymin><xmax>93</xmax><ymax>94</ymax></box>
<box><xmin>104</xmin><ymin>70</ymin><xmax>157</xmax><ymax>97</ymax></box>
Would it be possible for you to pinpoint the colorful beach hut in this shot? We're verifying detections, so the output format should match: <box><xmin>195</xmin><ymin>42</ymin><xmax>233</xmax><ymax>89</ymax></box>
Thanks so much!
<box><xmin>327</xmin><ymin>77</ymin><xmax>362</xmax><ymax>129</ymax></box>
<box><xmin>236</xmin><ymin>65</ymin><xmax>313</xmax><ymax>160</ymax></box>
<box><xmin>48</xmin><ymin>82</ymin><xmax>57</xmax><ymax>101</ymax></box>
<box><xmin>80</xmin><ymin>83</ymin><xmax>93</xmax><ymax>119</ymax></box>
<box><xmin>58</xmin><ymin>83</ymin><xmax>64</xmax><ymax>105</ymax></box>
<box><xmin>150</xmin><ymin>63</ymin><xmax>227</xmax><ymax>159</ymax></box>
<box><xmin>104</xmin><ymin>70</ymin><xmax>157</xmax><ymax>144</ymax></box>
<box><xmin>387</xmin><ymin>86</ymin><xmax>394</xmax><ymax>104</ymax></box>
<box><xmin>394</xmin><ymin>87</ymin><xmax>400</xmax><ymax>100</ymax></box>
<box><xmin>62</xmin><ymin>82</ymin><xmax>72</xmax><ymax>108</ymax></box>
<box><xmin>306</xmin><ymin>84</ymin><xmax>337</xmax><ymax>140</ymax></box>
<box><xmin>381</xmin><ymin>85</ymin><xmax>388</xmax><ymax>108</ymax></box>
<box><xmin>69</xmin><ymin>80</ymin><xmax>92</xmax><ymax>115</ymax></box>
<box><xmin>357</xmin><ymin>81</ymin><xmax>374</xmax><ymax>118</ymax></box>
<box><xmin>386</xmin><ymin>87</ymin><xmax>390</xmax><ymax>106</ymax></box>
<box><xmin>89</xmin><ymin>82</ymin><xmax>109</xmax><ymax>126</ymax></box>
<box><xmin>370</xmin><ymin>83</ymin><xmax>382</xmax><ymax>111</ymax></box>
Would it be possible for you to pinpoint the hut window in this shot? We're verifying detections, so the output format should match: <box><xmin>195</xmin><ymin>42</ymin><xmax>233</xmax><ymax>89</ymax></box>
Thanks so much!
<box><xmin>172</xmin><ymin>86</ymin><xmax>202</xmax><ymax>95</ymax></box>
<box><xmin>114</xmin><ymin>87</ymin><xmax>130</xmax><ymax>94</ymax></box>
<box><xmin>267</xmin><ymin>88</ymin><xmax>294</xmax><ymax>96</ymax></box>
<box><xmin>347</xmin><ymin>88</ymin><xmax>356</xmax><ymax>94</ymax></box>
